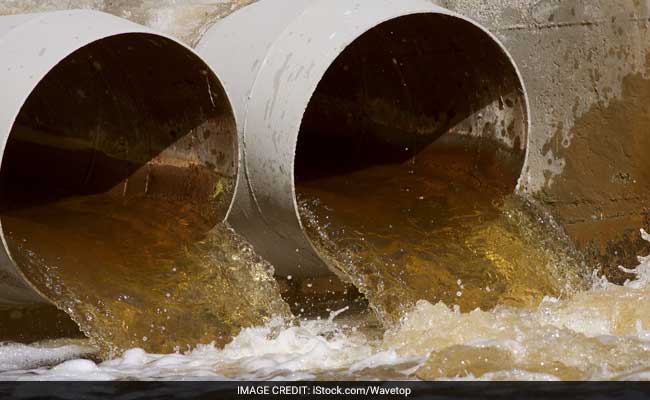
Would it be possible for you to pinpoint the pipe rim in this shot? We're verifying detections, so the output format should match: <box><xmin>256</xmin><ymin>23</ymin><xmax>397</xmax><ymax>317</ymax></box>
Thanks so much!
<box><xmin>290</xmin><ymin>10</ymin><xmax>532</xmax><ymax>238</ymax></box>
<box><xmin>240</xmin><ymin>0</ymin><xmax>530</xmax><ymax>276</ymax></box>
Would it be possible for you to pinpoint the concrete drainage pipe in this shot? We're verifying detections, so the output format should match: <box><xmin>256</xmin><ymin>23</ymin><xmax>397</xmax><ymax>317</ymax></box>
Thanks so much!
<box><xmin>0</xmin><ymin>10</ymin><xmax>237</xmax><ymax>305</ymax></box>
<box><xmin>196</xmin><ymin>0</ymin><xmax>529</xmax><ymax>279</ymax></box>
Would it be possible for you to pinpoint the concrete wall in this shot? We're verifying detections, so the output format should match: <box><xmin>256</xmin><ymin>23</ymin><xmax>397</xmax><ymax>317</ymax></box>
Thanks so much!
<box><xmin>3</xmin><ymin>0</ymin><xmax>649</xmax><ymax>280</ymax></box>
<box><xmin>0</xmin><ymin>1</ymin><xmax>254</xmax><ymax>46</ymax></box>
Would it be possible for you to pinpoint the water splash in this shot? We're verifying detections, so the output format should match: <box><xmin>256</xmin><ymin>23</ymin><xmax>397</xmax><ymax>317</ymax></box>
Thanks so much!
<box><xmin>4</xmin><ymin>250</ymin><xmax>650</xmax><ymax>381</ymax></box>
<box><xmin>0</xmin><ymin>309</ymin><xmax>420</xmax><ymax>381</ymax></box>
<box><xmin>2</xmin><ymin>194</ymin><xmax>291</xmax><ymax>358</ymax></box>
<box><xmin>384</xmin><ymin>230</ymin><xmax>650</xmax><ymax>380</ymax></box>
<box><xmin>298</xmin><ymin>143</ymin><xmax>588</xmax><ymax>324</ymax></box>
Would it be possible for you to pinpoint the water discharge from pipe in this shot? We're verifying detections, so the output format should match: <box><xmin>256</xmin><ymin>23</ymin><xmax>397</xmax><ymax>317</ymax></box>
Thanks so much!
<box><xmin>3</xmin><ymin>215</ymin><xmax>291</xmax><ymax>357</ymax></box>
<box><xmin>0</xmin><ymin>29</ymin><xmax>290</xmax><ymax>356</ymax></box>
<box><xmin>0</xmin><ymin>7</ymin><xmax>592</xmax><ymax>365</ymax></box>
<box><xmin>1</xmin><ymin>3</ymin><xmax>649</xmax><ymax>381</ymax></box>
<box><xmin>298</xmin><ymin>165</ymin><xmax>589</xmax><ymax>324</ymax></box>
<box><xmin>294</xmin><ymin>14</ymin><xmax>589</xmax><ymax>323</ymax></box>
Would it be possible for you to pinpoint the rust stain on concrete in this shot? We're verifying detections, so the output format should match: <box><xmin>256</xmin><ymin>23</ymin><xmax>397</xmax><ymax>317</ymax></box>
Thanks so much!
<box><xmin>539</xmin><ymin>72</ymin><xmax>650</xmax><ymax>281</ymax></box>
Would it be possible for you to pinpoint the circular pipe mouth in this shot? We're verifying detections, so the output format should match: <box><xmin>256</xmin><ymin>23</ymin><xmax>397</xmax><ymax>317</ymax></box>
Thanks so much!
<box><xmin>295</xmin><ymin>12</ymin><xmax>527</xmax><ymax>187</ymax></box>
<box><xmin>294</xmin><ymin>13</ymin><xmax>528</xmax><ymax>313</ymax></box>
<box><xmin>0</xmin><ymin>33</ymin><xmax>237</xmax><ymax>305</ymax></box>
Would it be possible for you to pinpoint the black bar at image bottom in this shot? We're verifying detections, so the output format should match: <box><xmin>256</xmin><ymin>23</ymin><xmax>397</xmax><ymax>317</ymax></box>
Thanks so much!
<box><xmin>0</xmin><ymin>381</ymin><xmax>649</xmax><ymax>400</ymax></box>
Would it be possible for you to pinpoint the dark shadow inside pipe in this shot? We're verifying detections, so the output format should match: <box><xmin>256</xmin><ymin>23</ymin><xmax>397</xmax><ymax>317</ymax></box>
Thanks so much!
<box><xmin>296</xmin><ymin>13</ymin><xmax>526</xmax><ymax>183</ymax></box>
<box><xmin>295</xmin><ymin>14</ymin><xmax>529</xmax><ymax>317</ymax></box>
<box><xmin>1</xmin><ymin>34</ymin><xmax>236</xmax><ymax>216</ymax></box>
<box><xmin>0</xmin><ymin>33</ymin><xmax>237</xmax><ymax>340</ymax></box>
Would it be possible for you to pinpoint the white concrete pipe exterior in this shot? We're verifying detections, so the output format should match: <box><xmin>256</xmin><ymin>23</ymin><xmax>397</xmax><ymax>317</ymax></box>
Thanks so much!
<box><xmin>197</xmin><ymin>0</ymin><xmax>530</xmax><ymax>278</ymax></box>
<box><xmin>0</xmin><ymin>10</ymin><xmax>237</xmax><ymax>305</ymax></box>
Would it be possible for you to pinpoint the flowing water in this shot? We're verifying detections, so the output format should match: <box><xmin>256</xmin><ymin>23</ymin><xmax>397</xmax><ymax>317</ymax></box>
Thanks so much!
<box><xmin>297</xmin><ymin>141</ymin><xmax>589</xmax><ymax>324</ymax></box>
<box><xmin>5</xmin><ymin>134</ymin><xmax>650</xmax><ymax>381</ymax></box>
<box><xmin>3</xmin><ymin>260</ymin><xmax>650</xmax><ymax>381</ymax></box>
<box><xmin>1</xmin><ymin>194</ymin><xmax>290</xmax><ymax>358</ymax></box>
<box><xmin>4</xmin><ymin>142</ymin><xmax>650</xmax><ymax>380</ymax></box>
<box><xmin>0</xmin><ymin>2</ymin><xmax>646</xmax><ymax>380</ymax></box>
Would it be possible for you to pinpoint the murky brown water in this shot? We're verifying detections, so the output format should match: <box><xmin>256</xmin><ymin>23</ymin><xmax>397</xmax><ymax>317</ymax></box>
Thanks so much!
<box><xmin>384</xmin><ymin>273</ymin><xmax>650</xmax><ymax>381</ymax></box>
<box><xmin>3</xmin><ymin>149</ymin><xmax>650</xmax><ymax>380</ymax></box>
<box><xmin>0</xmin><ymin>134</ymin><xmax>639</xmax><ymax>381</ymax></box>
<box><xmin>0</xmin><ymin>135</ymin><xmax>591</xmax><ymax>361</ymax></box>
<box><xmin>0</xmin><ymin>0</ymin><xmax>647</xmax><ymax>380</ymax></box>
<box><xmin>1</xmin><ymin>194</ymin><xmax>290</xmax><ymax>358</ymax></box>
<box><xmin>298</xmin><ymin>138</ymin><xmax>588</xmax><ymax>324</ymax></box>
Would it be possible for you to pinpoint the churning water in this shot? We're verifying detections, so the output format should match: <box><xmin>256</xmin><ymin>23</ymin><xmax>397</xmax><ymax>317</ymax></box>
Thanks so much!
<box><xmin>1</xmin><ymin>194</ymin><xmax>290</xmax><ymax>359</ymax></box>
<box><xmin>1</xmin><ymin>1</ymin><xmax>649</xmax><ymax>382</ymax></box>
<box><xmin>2</xmin><ymin>257</ymin><xmax>650</xmax><ymax>381</ymax></box>
<box><xmin>297</xmin><ymin>140</ymin><xmax>588</xmax><ymax>324</ymax></box>
<box><xmin>2</xmin><ymin>142</ymin><xmax>650</xmax><ymax>380</ymax></box>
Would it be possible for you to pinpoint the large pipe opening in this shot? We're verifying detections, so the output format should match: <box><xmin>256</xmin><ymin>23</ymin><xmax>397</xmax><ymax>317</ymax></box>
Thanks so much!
<box><xmin>296</xmin><ymin>13</ymin><xmax>526</xmax><ymax>183</ymax></box>
<box><xmin>0</xmin><ymin>33</ymin><xmax>237</xmax><ymax>347</ymax></box>
<box><xmin>295</xmin><ymin>13</ymin><xmax>533</xmax><ymax>319</ymax></box>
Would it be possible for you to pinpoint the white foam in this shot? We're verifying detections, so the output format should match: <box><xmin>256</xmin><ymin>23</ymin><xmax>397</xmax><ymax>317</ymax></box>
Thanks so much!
<box><xmin>0</xmin><ymin>315</ymin><xmax>417</xmax><ymax>381</ymax></box>
<box><xmin>4</xmin><ymin>233</ymin><xmax>650</xmax><ymax>381</ymax></box>
<box><xmin>0</xmin><ymin>342</ymin><xmax>93</xmax><ymax>375</ymax></box>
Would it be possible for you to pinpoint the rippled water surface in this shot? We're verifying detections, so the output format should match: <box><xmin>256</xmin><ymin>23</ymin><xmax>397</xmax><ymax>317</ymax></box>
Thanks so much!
<box><xmin>3</xmin><ymin>259</ymin><xmax>650</xmax><ymax>381</ymax></box>
<box><xmin>3</xmin><ymin>158</ymin><xmax>650</xmax><ymax>380</ymax></box>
